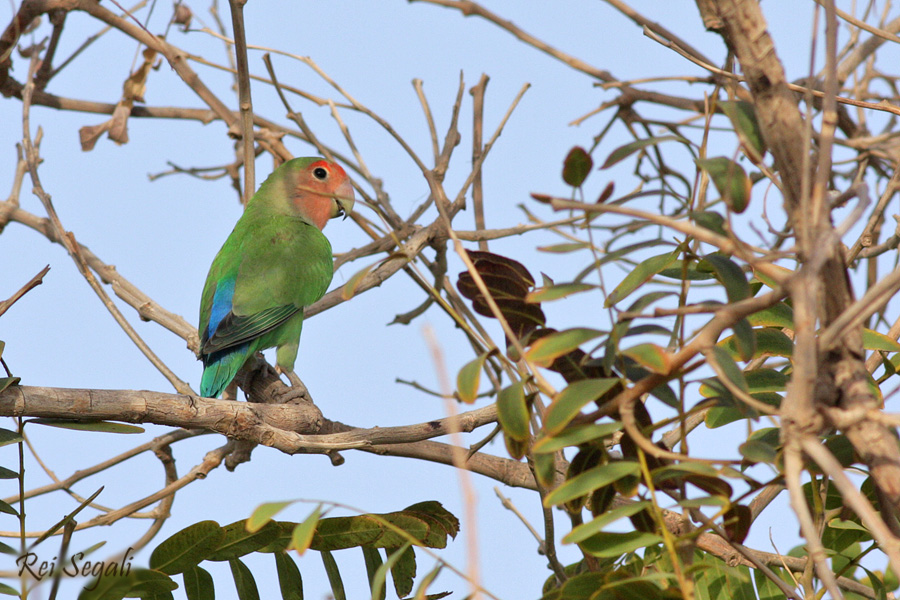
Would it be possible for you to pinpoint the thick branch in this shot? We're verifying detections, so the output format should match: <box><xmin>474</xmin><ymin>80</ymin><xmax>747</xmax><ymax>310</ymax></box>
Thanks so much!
<box><xmin>0</xmin><ymin>385</ymin><xmax>534</xmax><ymax>485</ymax></box>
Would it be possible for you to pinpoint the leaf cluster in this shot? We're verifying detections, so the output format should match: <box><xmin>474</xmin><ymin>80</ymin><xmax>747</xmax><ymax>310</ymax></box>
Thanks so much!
<box><xmin>76</xmin><ymin>501</ymin><xmax>458</xmax><ymax>600</ymax></box>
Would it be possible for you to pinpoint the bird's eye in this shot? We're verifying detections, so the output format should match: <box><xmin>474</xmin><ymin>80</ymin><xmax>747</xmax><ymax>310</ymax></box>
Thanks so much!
<box><xmin>313</xmin><ymin>167</ymin><xmax>328</xmax><ymax>180</ymax></box>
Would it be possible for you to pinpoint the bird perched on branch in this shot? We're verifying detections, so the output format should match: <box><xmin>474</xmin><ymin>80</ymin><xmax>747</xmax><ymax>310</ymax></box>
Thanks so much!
<box><xmin>198</xmin><ymin>157</ymin><xmax>355</xmax><ymax>398</ymax></box>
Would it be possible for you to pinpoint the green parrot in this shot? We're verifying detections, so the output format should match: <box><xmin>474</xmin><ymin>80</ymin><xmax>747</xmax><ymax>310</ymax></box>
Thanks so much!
<box><xmin>198</xmin><ymin>157</ymin><xmax>355</xmax><ymax>398</ymax></box>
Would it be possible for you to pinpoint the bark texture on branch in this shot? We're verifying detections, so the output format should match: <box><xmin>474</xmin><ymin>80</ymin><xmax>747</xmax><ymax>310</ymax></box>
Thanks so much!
<box><xmin>0</xmin><ymin>385</ymin><xmax>542</xmax><ymax>489</ymax></box>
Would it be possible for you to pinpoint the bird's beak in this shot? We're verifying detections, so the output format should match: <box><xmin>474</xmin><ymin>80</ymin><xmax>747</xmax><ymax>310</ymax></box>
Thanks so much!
<box><xmin>331</xmin><ymin>180</ymin><xmax>355</xmax><ymax>220</ymax></box>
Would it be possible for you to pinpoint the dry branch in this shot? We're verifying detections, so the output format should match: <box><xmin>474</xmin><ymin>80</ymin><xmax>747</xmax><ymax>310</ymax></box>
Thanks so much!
<box><xmin>700</xmin><ymin>0</ymin><xmax>900</xmax><ymax>517</ymax></box>
<box><xmin>0</xmin><ymin>385</ymin><xmax>539</xmax><ymax>486</ymax></box>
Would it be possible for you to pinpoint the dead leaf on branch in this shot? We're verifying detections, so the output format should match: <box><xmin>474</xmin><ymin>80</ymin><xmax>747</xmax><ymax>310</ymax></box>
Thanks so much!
<box><xmin>79</xmin><ymin>47</ymin><xmax>158</xmax><ymax>151</ymax></box>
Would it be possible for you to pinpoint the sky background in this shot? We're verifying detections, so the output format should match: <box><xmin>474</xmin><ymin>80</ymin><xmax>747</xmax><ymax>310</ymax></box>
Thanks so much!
<box><xmin>0</xmin><ymin>1</ymin><xmax>893</xmax><ymax>599</ymax></box>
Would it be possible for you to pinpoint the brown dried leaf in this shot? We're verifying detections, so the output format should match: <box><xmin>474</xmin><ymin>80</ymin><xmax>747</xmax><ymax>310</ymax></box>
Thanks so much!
<box><xmin>79</xmin><ymin>122</ymin><xmax>111</xmax><ymax>152</ymax></box>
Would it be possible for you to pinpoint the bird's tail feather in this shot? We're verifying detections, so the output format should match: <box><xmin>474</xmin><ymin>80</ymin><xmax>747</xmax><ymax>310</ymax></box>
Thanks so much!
<box><xmin>200</xmin><ymin>344</ymin><xmax>250</xmax><ymax>398</ymax></box>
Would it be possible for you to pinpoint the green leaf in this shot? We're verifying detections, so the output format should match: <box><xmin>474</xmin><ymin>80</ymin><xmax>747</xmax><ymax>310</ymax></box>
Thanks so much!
<box><xmin>363</xmin><ymin>547</ymin><xmax>385</xmax><ymax>600</ymax></box>
<box><xmin>701</xmin><ymin>370</ymin><xmax>784</xmax><ymax>429</ymax></box>
<box><xmin>690</xmin><ymin>210</ymin><xmax>727</xmax><ymax>237</ymax></box>
<box><xmin>78</xmin><ymin>568</ymin><xmax>177</xmax><ymax>600</ymax></box>
<box><xmin>368</xmin><ymin>513</ymin><xmax>429</xmax><ymax>548</ymax></box>
<box><xmin>532</xmin><ymin>422</ymin><xmax>622</xmax><ymax>454</ymax></box>
<box><xmin>746</xmin><ymin>303</ymin><xmax>793</xmax><ymax>328</ymax></box>
<box><xmin>28</xmin><ymin>419</ymin><xmax>144</xmax><ymax>434</ymax></box>
<box><xmin>621</xmin><ymin>343</ymin><xmax>670</xmax><ymax>375</ymax></box>
<box><xmin>274</xmin><ymin>551</ymin><xmax>303</xmax><ymax>600</ymax></box>
<box><xmin>721</xmin><ymin>101</ymin><xmax>766</xmax><ymax>159</ymax></box>
<box><xmin>647</xmin><ymin>383</ymin><xmax>677</xmax><ymax>410</ymax></box>
<box><xmin>565</xmin><ymin>446</ymin><xmax>607</xmax><ymax>504</ymax></box>
<box><xmin>183</xmin><ymin>565</ymin><xmax>215</xmax><ymax>600</ymax></box>
<box><xmin>503</xmin><ymin>431</ymin><xmax>528</xmax><ymax>459</ymax></box>
<box><xmin>393</xmin><ymin>514</ymin><xmax>440</xmax><ymax>551</ymax></box>
<box><xmin>525</xmin><ymin>328</ymin><xmax>603</xmax><ymax>367</ymax></box>
<box><xmin>745</xmin><ymin>369</ymin><xmax>789</xmax><ymax>393</ymax></box>
<box><xmin>544</xmin><ymin>378</ymin><xmax>621</xmax><ymax>436</ymax></box>
<box><xmin>128</xmin><ymin>569</ymin><xmax>180</xmax><ymax>596</ymax></box>
<box><xmin>824</xmin><ymin>434</ymin><xmax>858</xmax><ymax>469</ymax></box>
<box><xmin>696</xmin><ymin>157</ymin><xmax>752</xmax><ymax>213</ymax></box>
<box><xmin>456</xmin><ymin>351</ymin><xmax>491</xmax><ymax>404</ymax></box>
<box><xmin>0</xmin><ymin>466</ymin><xmax>17</xmax><ymax>479</ymax></box>
<box><xmin>207</xmin><ymin>520</ymin><xmax>279</xmax><ymax>561</ymax></box>
<box><xmin>0</xmin><ymin>540</ymin><xmax>17</xmax><ymax>555</ymax></box>
<box><xmin>0</xmin><ymin>428</ymin><xmax>23</xmax><ymax>448</ymax></box>
<box><xmin>150</xmin><ymin>521</ymin><xmax>224</xmax><ymax>575</ymax></box>
<box><xmin>544</xmin><ymin>461</ymin><xmax>640</xmax><ymax>507</ymax></box>
<box><xmin>754</xmin><ymin>566</ymin><xmax>789</xmax><ymax>600</ymax></box>
<box><xmin>77</xmin><ymin>569</ymin><xmax>131</xmax><ymax>600</ymax></box>
<box><xmin>0</xmin><ymin>500</ymin><xmax>19</xmax><ymax>516</ymax></box>
<box><xmin>0</xmin><ymin>377</ymin><xmax>20</xmax><ymax>394</ymax></box>
<box><xmin>563</xmin><ymin>146</ymin><xmax>593</xmax><ymax>187</ymax></box>
<box><xmin>290</xmin><ymin>506</ymin><xmax>322</xmax><ymax>555</ymax></box>
<box><xmin>828</xmin><ymin>518</ymin><xmax>869</xmax><ymax>532</ymax></box>
<box><xmin>601</xmin><ymin>135</ymin><xmax>691</xmax><ymax>169</ymax></box>
<box><xmin>862</xmin><ymin>329</ymin><xmax>900</xmax><ymax>352</ymax></box>
<box><xmin>739</xmin><ymin>439</ymin><xmax>778</xmax><ymax>465</ymax></box>
<box><xmin>719</xmin><ymin>328</ymin><xmax>792</xmax><ymax>360</ymax></box>
<box><xmin>564</xmin><ymin>502</ymin><xmax>651</xmax><ymax>544</ymax></box>
<box><xmin>0</xmin><ymin>582</ymin><xmax>18</xmax><ymax>596</ymax></box>
<box><xmin>309</xmin><ymin>503</ymin><xmax>455</xmax><ymax>553</ymax></box>
<box><xmin>552</xmin><ymin>573</ymin><xmax>606</xmax><ymax>598</ymax></box>
<box><xmin>247</xmin><ymin>500</ymin><xmax>296</xmax><ymax>533</ymax></box>
<box><xmin>700</xmin><ymin>254</ymin><xmax>750</xmax><ymax>303</ymax></box>
<box><xmin>374</xmin><ymin>543</ymin><xmax>414</xmax><ymax>600</ymax></box>
<box><xmin>705</xmin><ymin>405</ymin><xmax>757</xmax><ymax>429</ymax></box>
<box><xmin>307</xmin><ymin>515</ymin><xmax>383</xmax><ymax>551</ymax></box>
<box><xmin>534</xmin><ymin>451</ymin><xmax>556</xmax><ymax>489</ymax></box>
<box><xmin>321</xmin><ymin>550</ymin><xmax>346</xmax><ymax>600</ymax></box>
<box><xmin>497</xmin><ymin>381</ymin><xmax>530</xmax><ymax>442</ymax></box>
<box><xmin>752</xmin><ymin>264</ymin><xmax>793</xmax><ymax>289</ymax></box>
<box><xmin>731</xmin><ymin>318</ymin><xmax>756</xmax><ymax>362</ymax></box>
<box><xmin>658</xmin><ymin>260</ymin><xmax>717</xmax><ymax>281</ymax></box>
<box><xmin>709</xmin><ymin>346</ymin><xmax>748</xmax><ymax>393</ymax></box>
<box><xmin>578</xmin><ymin>531</ymin><xmax>663</xmax><ymax>557</ymax></box>
<box><xmin>404</xmin><ymin>501</ymin><xmax>460</xmax><ymax>542</ymax></box>
<box><xmin>229</xmin><ymin>557</ymin><xmax>260</xmax><ymax>600</ymax></box>
<box><xmin>526</xmin><ymin>282</ymin><xmax>594</xmax><ymax>303</ymax></box>
<box><xmin>605</xmin><ymin>251</ymin><xmax>679</xmax><ymax>308</ymax></box>
<box><xmin>389</xmin><ymin>545</ymin><xmax>417</xmax><ymax>598</ymax></box>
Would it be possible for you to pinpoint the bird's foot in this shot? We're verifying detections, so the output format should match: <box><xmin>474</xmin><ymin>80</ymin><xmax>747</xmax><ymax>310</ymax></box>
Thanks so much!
<box><xmin>274</xmin><ymin>367</ymin><xmax>312</xmax><ymax>404</ymax></box>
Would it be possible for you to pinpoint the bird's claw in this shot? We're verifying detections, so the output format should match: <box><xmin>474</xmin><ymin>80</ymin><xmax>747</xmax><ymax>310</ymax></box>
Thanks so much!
<box><xmin>274</xmin><ymin>367</ymin><xmax>312</xmax><ymax>403</ymax></box>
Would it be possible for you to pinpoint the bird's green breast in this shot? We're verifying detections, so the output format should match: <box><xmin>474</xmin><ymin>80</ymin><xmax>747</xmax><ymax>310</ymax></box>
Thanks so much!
<box><xmin>230</xmin><ymin>212</ymin><xmax>334</xmax><ymax>316</ymax></box>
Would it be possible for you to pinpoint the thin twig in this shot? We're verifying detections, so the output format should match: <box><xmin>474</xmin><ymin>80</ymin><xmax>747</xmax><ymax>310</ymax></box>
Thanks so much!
<box><xmin>470</xmin><ymin>74</ymin><xmax>489</xmax><ymax>251</ymax></box>
<box><xmin>0</xmin><ymin>265</ymin><xmax>50</xmax><ymax>319</ymax></box>
<box><xmin>227</xmin><ymin>0</ymin><xmax>255</xmax><ymax>202</ymax></box>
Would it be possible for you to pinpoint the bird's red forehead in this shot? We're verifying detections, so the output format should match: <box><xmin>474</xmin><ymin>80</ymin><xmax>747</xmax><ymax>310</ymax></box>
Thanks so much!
<box><xmin>308</xmin><ymin>160</ymin><xmax>347</xmax><ymax>179</ymax></box>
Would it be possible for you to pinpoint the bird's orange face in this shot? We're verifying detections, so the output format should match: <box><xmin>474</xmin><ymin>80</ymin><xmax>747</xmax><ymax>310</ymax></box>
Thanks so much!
<box><xmin>291</xmin><ymin>160</ymin><xmax>355</xmax><ymax>230</ymax></box>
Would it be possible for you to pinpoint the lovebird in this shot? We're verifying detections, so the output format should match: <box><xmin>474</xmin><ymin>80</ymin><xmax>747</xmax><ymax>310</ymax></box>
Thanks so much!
<box><xmin>198</xmin><ymin>157</ymin><xmax>355</xmax><ymax>398</ymax></box>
